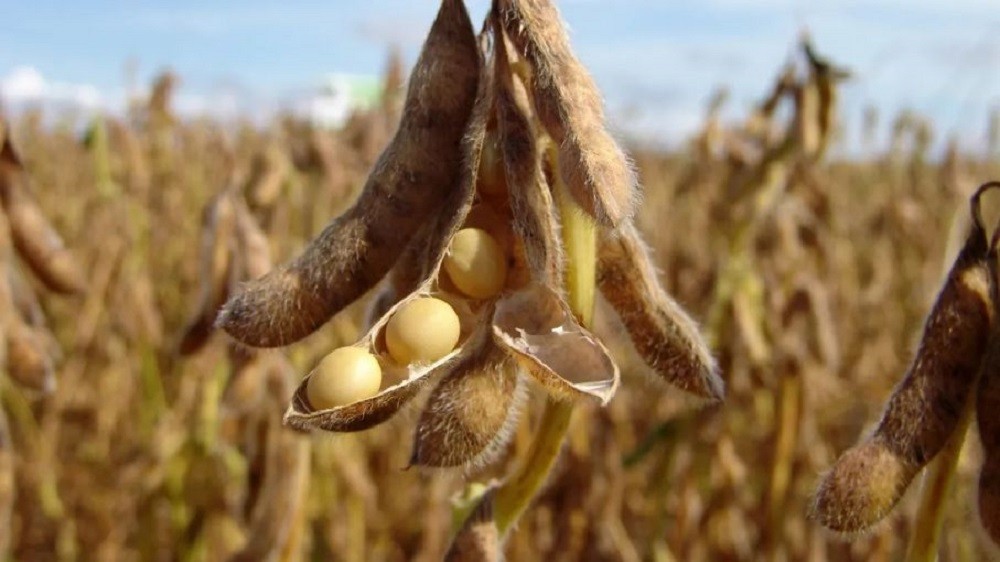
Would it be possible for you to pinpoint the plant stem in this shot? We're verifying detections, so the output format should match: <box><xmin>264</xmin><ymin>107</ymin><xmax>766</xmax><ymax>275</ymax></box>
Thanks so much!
<box><xmin>493</xmin><ymin>151</ymin><xmax>596</xmax><ymax>536</ymax></box>
<box><xmin>494</xmin><ymin>398</ymin><xmax>574</xmax><ymax>534</ymax></box>
<box><xmin>904</xmin><ymin>387</ymin><xmax>976</xmax><ymax>562</ymax></box>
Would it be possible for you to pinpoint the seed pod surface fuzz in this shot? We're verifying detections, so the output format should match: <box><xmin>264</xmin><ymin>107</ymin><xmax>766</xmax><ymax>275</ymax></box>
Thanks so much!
<box><xmin>218</xmin><ymin>0</ymin><xmax>480</xmax><ymax>347</ymax></box>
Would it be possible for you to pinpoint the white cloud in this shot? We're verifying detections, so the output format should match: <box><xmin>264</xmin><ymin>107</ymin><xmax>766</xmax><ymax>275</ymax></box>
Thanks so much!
<box><xmin>1</xmin><ymin>66</ymin><xmax>105</xmax><ymax>111</ymax></box>
<box><xmin>1</xmin><ymin>66</ymin><xmax>46</xmax><ymax>101</ymax></box>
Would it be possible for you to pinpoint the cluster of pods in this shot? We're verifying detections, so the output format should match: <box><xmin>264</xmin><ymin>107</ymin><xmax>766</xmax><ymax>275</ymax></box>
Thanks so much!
<box><xmin>217</xmin><ymin>0</ymin><xmax>722</xmax><ymax>473</ymax></box>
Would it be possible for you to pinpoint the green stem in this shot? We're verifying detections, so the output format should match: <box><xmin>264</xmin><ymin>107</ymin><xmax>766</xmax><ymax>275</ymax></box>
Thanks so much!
<box><xmin>493</xmin><ymin>148</ymin><xmax>596</xmax><ymax>536</ymax></box>
<box><xmin>494</xmin><ymin>399</ymin><xmax>574</xmax><ymax>534</ymax></box>
<box><xmin>904</xmin><ymin>387</ymin><xmax>976</xmax><ymax>562</ymax></box>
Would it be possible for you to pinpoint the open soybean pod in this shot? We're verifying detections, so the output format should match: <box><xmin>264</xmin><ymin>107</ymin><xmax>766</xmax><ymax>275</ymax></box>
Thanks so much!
<box><xmin>495</xmin><ymin>0</ymin><xmax>637</xmax><ymax>227</ymax></box>
<box><xmin>596</xmin><ymin>223</ymin><xmax>723</xmax><ymax>401</ymax></box>
<box><xmin>812</xmin><ymin>182</ymin><xmax>999</xmax><ymax>533</ymax></box>
<box><xmin>284</xmin><ymin>54</ymin><xmax>492</xmax><ymax>433</ymax></box>
<box><xmin>411</xmin><ymin>29</ymin><xmax>617</xmax><ymax>469</ymax></box>
<box><xmin>485</xmin><ymin>21</ymin><xmax>619</xmax><ymax>407</ymax></box>
<box><xmin>218</xmin><ymin>0</ymin><xmax>481</xmax><ymax>348</ymax></box>
<box><xmin>0</xmin><ymin>133</ymin><xmax>85</xmax><ymax>295</ymax></box>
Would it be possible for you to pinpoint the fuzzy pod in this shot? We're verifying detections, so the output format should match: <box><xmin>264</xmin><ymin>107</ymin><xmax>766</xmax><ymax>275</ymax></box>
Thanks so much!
<box><xmin>284</xmin><ymin>57</ymin><xmax>493</xmax><ymax>433</ymax></box>
<box><xmin>978</xmin><ymin>341</ymin><xmax>1000</xmax><ymax>545</ymax></box>
<box><xmin>493</xmin><ymin>281</ymin><xmax>619</xmax><ymax>403</ymax></box>
<box><xmin>977</xmin><ymin>249</ymin><xmax>1000</xmax><ymax>546</ymax></box>
<box><xmin>979</xmin><ymin>456</ymin><xmax>1000</xmax><ymax>549</ymax></box>
<box><xmin>179</xmin><ymin>191</ymin><xmax>239</xmax><ymax>356</ymax></box>
<box><xmin>813</xmin><ymin>186</ymin><xmax>996</xmax><ymax>533</ymax></box>
<box><xmin>218</xmin><ymin>0</ymin><xmax>481</xmax><ymax>348</ymax></box>
<box><xmin>596</xmin><ymin>223</ymin><xmax>723</xmax><ymax>401</ymax></box>
<box><xmin>285</xmin><ymin>295</ymin><xmax>485</xmax><ymax>433</ymax></box>
<box><xmin>0</xmin><ymin>137</ymin><xmax>85</xmax><ymax>295</ymax></box>
<box><xmin>494</xmin><ymin>27</ymin><xmax>563</xmax><ymax>287</ymax></box>
<box><xmin>410</xmin><ymin>331</ymin><xmax>525</xmax><ymax>468</ymax></box>
<box><xmin>496</xmin><ymin>0</ymin><xmax>637</xmax><ymax>227</ymax></box>
<box><xmin>810</xmin><ymin>439</ymin><xmax>920</xmax><ymax>534</ymax></box>
<box><xmin>871</xmin><ymin>218</ymin><xmax>992</xmax><ymax>467</ymax></box>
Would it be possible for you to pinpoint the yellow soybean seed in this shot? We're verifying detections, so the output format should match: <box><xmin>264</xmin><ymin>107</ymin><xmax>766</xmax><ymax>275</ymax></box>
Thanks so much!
<box><xmin>444</xmin><ymin>228</ymin><xmax>508</xmax><ymax>299</ymax></box>
<box><xmin>307</xmin><ymin>347</ymin><xmax>382</xmax><ymax>410</ymax></box>
<box><xmin>386</xmin><ymin>297</ymin><xmax>461</xmax><ymax>365</ymax></box>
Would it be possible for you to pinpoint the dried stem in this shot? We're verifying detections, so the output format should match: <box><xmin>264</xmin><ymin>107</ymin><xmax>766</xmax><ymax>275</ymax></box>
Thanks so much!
<box><xmin>904</xmin><ymin>384</ymin><xmax>976</xmax><ymax>562</ymax></box>
<box><xmin>494</xmin><ymin>149</ymin><xmax>596</xmax><ymax>535</ymax></box>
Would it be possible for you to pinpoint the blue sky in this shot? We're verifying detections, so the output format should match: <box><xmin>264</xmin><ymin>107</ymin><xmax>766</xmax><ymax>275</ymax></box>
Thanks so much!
<box><xmin>2</xmin><ymin>1</ymin><xmax>999</xmax><ymax>149</ymax></box>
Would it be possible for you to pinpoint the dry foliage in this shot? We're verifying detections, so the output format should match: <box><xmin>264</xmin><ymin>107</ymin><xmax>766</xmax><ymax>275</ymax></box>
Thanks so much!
<box><xmin>0</xmin><ymin>4</ymin><xmax>999</xmax><ymax>562</ymax></box>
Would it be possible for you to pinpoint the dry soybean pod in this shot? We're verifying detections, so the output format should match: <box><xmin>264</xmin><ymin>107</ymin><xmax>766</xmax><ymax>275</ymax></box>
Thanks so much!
<box><xmin>977</xmin><ymin>205</ymin><xmax>1000</xmax><ymax>547</ymax></box>
<box><xmin>218</xmin><ymin>0</ymin><xmax>480</xmax><ymax>348</ymax></box>
<box><xmin>232</xmin><ymin>196</ymin><xmax>273</xmax><ymax>281</ymax></box>
<box><xmin>494</xmin><ymin>25</ymin><xmax>563</xmax><ymax>287</ymax></box>
<box><xmin>410</xmin><ymin>328</ymin><xmax>524</xmax><ymax>468</ymax></box>
<box><xmin>812</xmin><ymin>182</ymin><xmax>999</xmax><ymax>533</ymax></box>
<box><xmin>0</xmin><ymin>209</ymin><xmax>53</xmax><ymax>392</ymax></box>
<box><xmin>179</xmin><ymin>190</ymin><xmax>238</xmax><ymax>356</ymax></box>
<box><xmin>284</xmin><ymin>48</ymin><xmax>492</xmax><ymax>433</ymax></box>
<box><xmin>0</xmin><ymin>135</ymin><xmax>85</xmax><ymax>295</ymax></box>
<box><xmin>495</xmin><ymin>0</ymin><xmax>637</xmax><ymax>227</ymax></box>
<box><xmin>596</xmin><ymin>223</ymin><xmax>723</xmax><ymax>401</ymax></box>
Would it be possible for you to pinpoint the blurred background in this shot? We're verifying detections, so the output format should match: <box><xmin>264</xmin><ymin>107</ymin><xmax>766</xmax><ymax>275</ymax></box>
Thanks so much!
<box><xmin>1</xmin><ymin>1</ymin><xmax>1000</xmax><ymax>561</ymax></box>
<box><xmin>4</xmin><ymin>1</ymin><xmax>999</xmax><ymax>150</ymax></box>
